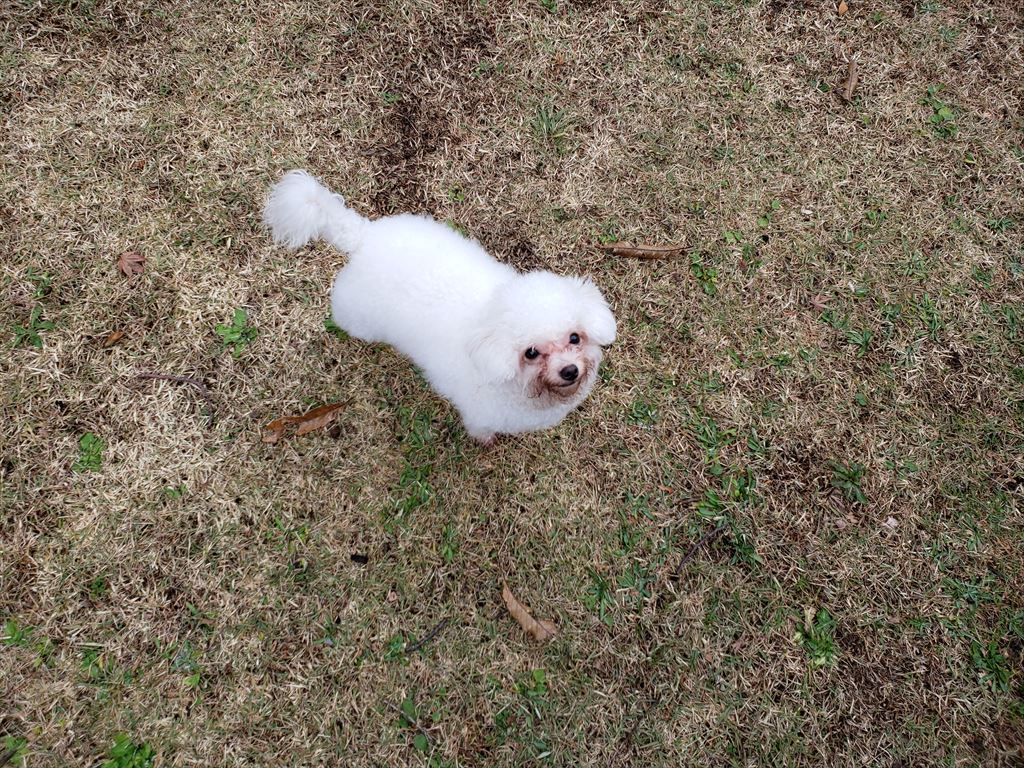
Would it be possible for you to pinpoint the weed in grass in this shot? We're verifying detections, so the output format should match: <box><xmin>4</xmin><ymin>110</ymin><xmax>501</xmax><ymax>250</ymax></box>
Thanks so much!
<box><xmin>81</xmin><ymin>645</ymin><xmax>129</xmax><ymax>688</ymax></box>
<box><xmin>596</xmin><ymin>218</ymin><xmax>621</xmax><ymax>245</ymax></box>
<box><xmin>666</xmin><ymin>52</ymin><xmax>690</xmax><ymax>72</ymax></box>
<box><xmin>163</xmin><ymin>484</ymin><xmax>186</xmax><ymax>500</ymax></box>
<box><xmin>831</xmin><ymin>461</ymin><xmax>867</xmax><ymax>504</ymax></box>
<box><xmin>971</xmin><ymin>266</ymin><xmax>993</xmax><ymax>287</ymax></box>
<box><xmin>538</xmin><ymin>0</ymin><xmax>557</xmax><ymax>12</ymax></box>
<box><xmin>694</xmin><ymin>469</ymin><xmax>763</xmax><ymax>567</ymax></box>
<box><xmin>1003</xmin><ymin>304</ymin><xmax>1021</xmax><ymax>340</ymax></box>
<box><xmin>689</xmin><ymin>251</ymin><xmax>718</xmax><ymax>295</ymax></box>
<box><xmin>864</xmin><ymin>206</ymin><xmax>888</xmax><ymax>229</ymax></box>
<box><xmin>923</xmin><ymin>85</ymin><xmax>957</xmax><ymax>139</ymax></box>
<box><xmin>583</xmin><ymin>571</ymin><xmax>615</xmax><ymax>626</ymax></box>
<box><xmin>445</xmin><ymin>219</ymin><xmax>468</xmax><ymax>236</ymax></box>
<box><xmin>798</xmin><ymin>608</ymin><xmax>839</xmax><ymax>667</ymax></box>
<box><xmin>747</xmin><ymin>428</ymin><xmax>769</xmax><ymax>458</ymax></box>
<box><xmin>844</xmin><ymin>327</ymin><xmax>873</xmax><ymax>356</ymax></box>
<box><xmin>87</xmin><ymin>575</ymin><xmax>110</xmax><ymax>601</ymax></box>
<box><xmin>170</xmin><ymin>641</ymin><xmax>202</xmax><ymax>688</ymax></box>
<box><xmin>628</xmin><ymin>396</ymin><xmax>657</xmax><ymax>426</ymax></box>
<box><xmin>488</xmin><ymin>670</ymin><xmax>552</xmax><ymax>758</ymax></box>
<box><xmin>692</xmin><ymin>412</ymin><xmax>734</xmax><ymax>475</ymax></box>
<box><xmin>470</xmin><ymin>59</ymin><xmax>506</xmax><ymax>78</ymax></box>
<box><xmin>446</xmin><ymin>186</ymin><xmax>465</xmax><ymax>203</ymax></box>
<box><xmin>617</xmin><ymin>562</ymin><xmax>655</xmax><ymax>606</ymax></box>
<box><xmin>942</xmin><ymin>573</ymin><xmax>997</xmax><ymax>608</ymax></box>
<box><xmin>74</xmin><ymin>433</ymin><xmax>104</xmax><ymax>472</ymax></box>
<box><xmin>516</xmin><ymin>669</ymin><xmax>549</xmax><ymax>718</ymax></box>
<box><xmin>971</xmin><ymin>640</ymin><xmax>1010</xmax><ymax>692</ymax></box>
<box><xmin>915</xmin><ymin>294</ymin><xmax>943</xmax><ymax>340</ymax></box>
<box><xmin>757</xmin><ymin>199</ymin><xmax>781</xmax><ymax>228</ymax></box>
<box><xmin>2</xmin><ymin>619</ymin><xmax>53</xmax><ymax>666</ymax></box>
<box><xmin>616</xmin><ymin>513</ymin><xmax>642</xmax><ymax>554</ymax></box>
<box><xmin>440</xmin><ymin>522</ymin><xmax>458</xmax><ymax>565</ymax></box>
<box><xmin>102</xmin><ymin>734</ymin><xmax>155</xmax><ymax>768</ymax></box>
<box><xmin>532</xmin><ymin>104</ymin><xmax>572</xmax><ymax>153</ymax></box>
<box><xmin>987</xmin><ymin>216</ymin><xmax>1015</xmax><ymax>233</ymax></box>
<box><xmin>939</xmin><ymin>26</ymin><xmax>960</xmax><ymax>43</ymax></box>
<box><xmin>3</xmin><ymin>618</ymin><xmax>31</xmax><ymax>647</ymax></box>
<box><xmin>215</xmin><ymin>309</ymin><xmax>257</xmax><ymax>357</ymax></box>
<box><xmin>384</xmin><ymin>633</ymin><xmax>410</xmax><ymax>663</ymax></box>
<box><xmin>11</xmin><ymin>306</ymin><xmax>55</xmax><ymax>349</ymax></box>
<box><xmin>324</xmin><ymin>315</ymin><xmax>349</xmax><ymax>340</ymax></box>
<box><xmin>2</xmin><ymin>737</ymin><xmax>27</xmax><ymax>768</ymax></box>
<box><xmin>25</xmin><ymin>267</ymin><xmax>53</xmax><ymax>298</ymax></box>
<box><xmin>395</xmin><ymin>695</ymin><xmax>431</xmax><ymax>754</ymax></box>
<box><xmin>392</xmin><ymin>407</ymin><xmax>436</xmax><ymax>522</ymax></box>
<box><xmin>548</xmin><ymin>205</ymin><xmax>570</xmax><ymax>223</ymax></box>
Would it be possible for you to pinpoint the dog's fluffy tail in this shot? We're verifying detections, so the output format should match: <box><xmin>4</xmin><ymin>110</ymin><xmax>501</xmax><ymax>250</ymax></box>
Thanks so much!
<box><xmin>263</xmin><ymin>170</ymin><xmax>367</xmax><ymax>252</ymax></box>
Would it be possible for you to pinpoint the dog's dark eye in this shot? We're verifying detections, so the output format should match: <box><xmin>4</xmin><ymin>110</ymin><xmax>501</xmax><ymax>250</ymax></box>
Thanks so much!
<box><xmin>569</xmin><ymin>333</ymin><xmax>580</xmax><ymax>345</ymax></box>
<box><xmin>524</xmin><ymin>347</ymin><xmax>540</xmax><ymax>360</ymax></box>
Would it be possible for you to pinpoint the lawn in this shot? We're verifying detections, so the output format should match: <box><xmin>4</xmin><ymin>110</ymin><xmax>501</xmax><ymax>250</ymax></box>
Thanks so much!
<box><xmin>1</xmin><ymin>1</ymin><xmax>1022</xmax><ymax>766</ymax></box>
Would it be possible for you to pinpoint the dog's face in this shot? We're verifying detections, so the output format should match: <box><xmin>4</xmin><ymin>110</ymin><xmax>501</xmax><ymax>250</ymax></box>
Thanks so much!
<box><xmin>468</xmin><ymin>271</ymin><xmax>616</xmax><ymax>405</ymax></box>
<box><xmin>519</xmin><ymin>330</ymin><xmax>602</xmax><ymax>401</ymax></box>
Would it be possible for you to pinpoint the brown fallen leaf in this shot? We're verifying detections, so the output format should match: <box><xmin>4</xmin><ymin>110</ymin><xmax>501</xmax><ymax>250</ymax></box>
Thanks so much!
<box><xmin>838</xmin><ymin>0</ymin><xmax>848</xmax><ymax>14</ymax></box>
<box><xmin>841</xmin><ymin>59</ymin><xmax>859</xmax><ymax>102</ymax></box>
<box><xmin>102</xmin><ymin>330</ymin><xmax>125</xmax><ymax>348</ymax></box>
<box><xmin>596</xmin><ymin>241</ymin><xmax>685</xmax><ymax>260</ymax></box>
<box><xmin>809</xmin><ymin>293</ymin><xmax>830</xmax><ymax>312</ymax></box>
<box><xmin>501</xmin><ymin>582</ymin><xmax>557</xmax><ymax>642</ymax></box>
<box><xmin>263</xmin><ymin>401</ymin><xmax>348</xmax><ymax>443</ymax></box>
<box><xmin>117</xmin><ymin>250</ymin><xmax>145</xmax><ymax>277</ymax></box>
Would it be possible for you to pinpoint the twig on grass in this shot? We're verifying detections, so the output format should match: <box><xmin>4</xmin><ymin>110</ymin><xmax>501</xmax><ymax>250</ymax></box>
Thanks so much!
<box><xmin>671</xmin><ymin>523</ymin><xmax>727</xmax><ymax>580</ymax></box>
<box><xmin>136</xmin><ymin>372</ymin><xmax>216</xmax><ymax>426</ymax></box>
<box><xmin>596</xmin><ymin>242</ymin><xmax>685</xmax><ymax>260</ymax></box>
<box><xmin>404</xmin><ymin>618</ymin><xmax>450</xmax><ymax>655</ymax></box>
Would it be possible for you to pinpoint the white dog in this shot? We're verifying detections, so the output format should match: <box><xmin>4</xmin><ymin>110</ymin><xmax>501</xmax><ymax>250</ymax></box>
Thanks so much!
<box><xmin>263</xmin><ymin>171</ymin><xmax>616</xmax><ymax>444</ymax></box>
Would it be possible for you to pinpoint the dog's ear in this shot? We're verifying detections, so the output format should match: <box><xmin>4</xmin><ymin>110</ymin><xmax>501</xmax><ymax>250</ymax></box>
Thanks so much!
<box><xmin>467</xmin><ymin>324</ymin><xmax>519</xmax><ymax>383</ymax></box>
<box><xmin>577</xmin><ymin>279</ymin><xmax>616</xmax><ymax>346</ymax></box>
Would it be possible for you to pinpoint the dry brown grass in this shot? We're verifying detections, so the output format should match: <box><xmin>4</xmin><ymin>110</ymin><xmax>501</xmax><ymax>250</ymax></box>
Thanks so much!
<box><xmin>2</xmin><ymin>0</ymin><xmax>1023</xmax><ymax>765</ymax></box>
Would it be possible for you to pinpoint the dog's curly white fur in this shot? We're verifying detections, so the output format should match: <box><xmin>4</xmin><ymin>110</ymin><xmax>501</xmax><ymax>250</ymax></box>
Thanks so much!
<box><xmin>263</xmin><ymin>170</ymin><xmax>616</xmax><ymax>443</ymax></box>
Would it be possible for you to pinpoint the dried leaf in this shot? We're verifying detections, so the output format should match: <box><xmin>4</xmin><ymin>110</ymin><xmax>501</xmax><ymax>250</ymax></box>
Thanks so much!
<box><xmin>263</xmin><ymin>401</ymin><xmax>347</xmax><ymax>443</ymax></box>
<box><xmin>117</xmin><ymin>251</ymin><xmax>145</xmax><ymax>277</ymax></box>
<box><xmin>809</xmin><ymin>293</ymin><xmax>830</xmax><ymax>312</ymax></box>
<box><xmin>502</xmin><ymin>582</ymin><xmax>557</xmax><ymax>642</ymax></box>
<box><xmin>102</xmin><ymin>330</ymin><xmax>125</xmax><ymax>348</ymax></box>
<box><xmin>841</xmin><ymin>60</ymin><xmax>858</xmax><ymax>101</ymax></box>
<box><xmin>596</xmin><ymin>241</ymin><xmax>685</xmax><ymax>260</ymax></box>
<box><xmin>838</xmin><ymin>0</ymin><xmax>848</xmax><ymax>14</ymax></box>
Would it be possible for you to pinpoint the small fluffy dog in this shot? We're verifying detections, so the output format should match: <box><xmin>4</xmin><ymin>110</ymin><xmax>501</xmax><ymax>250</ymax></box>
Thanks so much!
<box><xmin>263</xmin><ymin>171</ymin><xmax>616</xmax><ymax>444</ymax></box>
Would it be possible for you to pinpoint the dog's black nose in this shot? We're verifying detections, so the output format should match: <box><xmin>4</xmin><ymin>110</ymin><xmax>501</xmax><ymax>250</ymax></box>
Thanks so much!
<box><xmin>559</xmin><ymin>364</ymin><xmax>579</xmax><ymax>382</ymax></box>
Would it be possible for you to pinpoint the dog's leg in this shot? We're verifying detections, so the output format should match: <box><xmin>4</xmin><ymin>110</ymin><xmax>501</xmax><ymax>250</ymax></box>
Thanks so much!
<box><xmin>465</xmin><ymin>425</ymin><xmax>496</xmax><ymax>446</ymax></box>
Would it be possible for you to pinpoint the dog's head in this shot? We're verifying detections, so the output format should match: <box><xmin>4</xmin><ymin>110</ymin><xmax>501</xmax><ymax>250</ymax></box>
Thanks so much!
<box><xmin>468</xmin><ymin>271</ymin><xmax>616</xmax><ymax>402</ymax></box>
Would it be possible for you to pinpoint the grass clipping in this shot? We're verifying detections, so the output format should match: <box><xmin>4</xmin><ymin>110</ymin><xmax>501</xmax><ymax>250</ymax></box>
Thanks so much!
<box><xmin>502</xmin><ymin>582</ymin><xmax>557</xmax><ymax>642</ymax></box>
